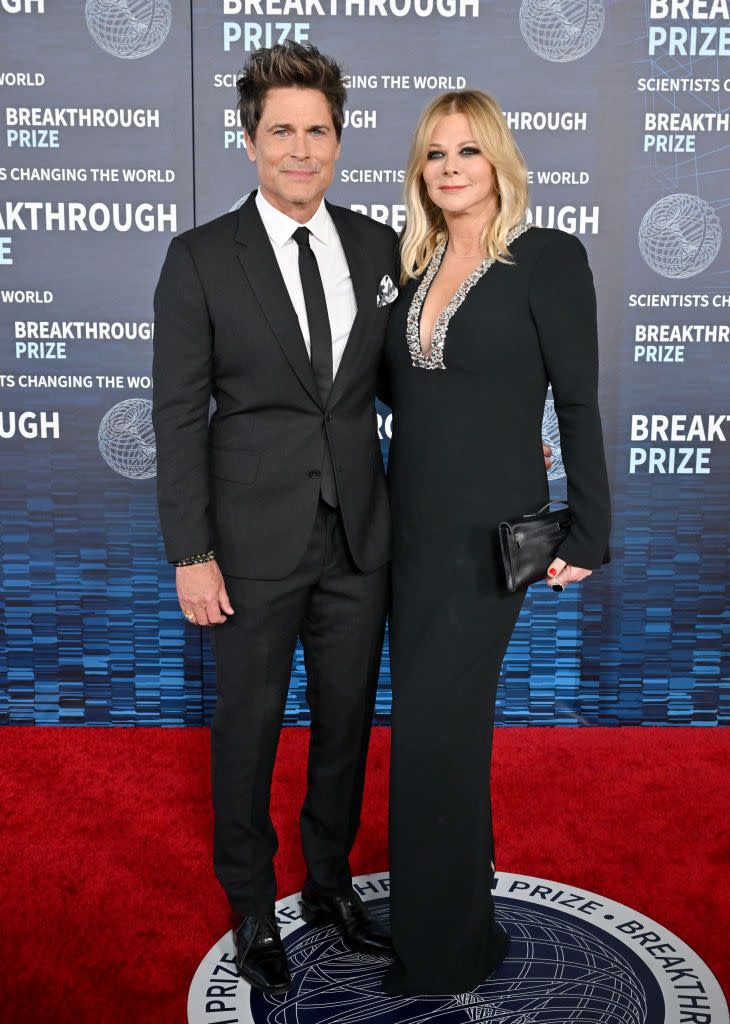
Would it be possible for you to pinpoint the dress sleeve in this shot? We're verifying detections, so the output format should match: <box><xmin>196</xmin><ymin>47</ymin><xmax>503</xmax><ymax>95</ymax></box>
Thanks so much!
<box><xmin>528</xmin><ymin>230</ymin><xmax>612</xmax><ymax>570</ymax></box>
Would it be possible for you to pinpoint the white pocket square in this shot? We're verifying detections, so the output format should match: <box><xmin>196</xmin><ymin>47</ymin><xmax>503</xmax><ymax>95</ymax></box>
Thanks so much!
<box><xmin>376</xmin><ymin>274</ymin><xmax>398</xmax><ymax>308</ymax></box>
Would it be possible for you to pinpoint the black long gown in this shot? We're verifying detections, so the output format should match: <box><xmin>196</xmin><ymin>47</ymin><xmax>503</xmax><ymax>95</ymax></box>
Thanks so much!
<box><xmin>381</xmin><ymin>223</ymin><xmax>612</xmax><ymax>995</ymax></box>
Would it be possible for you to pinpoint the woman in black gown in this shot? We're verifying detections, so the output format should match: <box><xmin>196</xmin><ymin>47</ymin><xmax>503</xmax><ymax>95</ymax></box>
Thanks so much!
<box><xmin>381</xmin><ymin>90</ymin><xmax>612</xmax><ymax>995</ymax></box>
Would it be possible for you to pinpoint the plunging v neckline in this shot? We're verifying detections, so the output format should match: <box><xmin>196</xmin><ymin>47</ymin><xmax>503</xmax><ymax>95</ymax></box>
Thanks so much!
<box><xmin>417</xmin><ymin>246</ymin><xmax>483</xmax><ymax>359</ymax></box>
<box><xmin>405</xmin><ymin>222</ymin><xmax>532</xmax><ymax>371</ymax></box>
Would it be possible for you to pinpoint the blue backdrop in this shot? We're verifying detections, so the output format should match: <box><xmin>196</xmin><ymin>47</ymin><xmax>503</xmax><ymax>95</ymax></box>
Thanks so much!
<box><xmin>1</xmin><ymin>0</ymin><xmax>728</xmax><ymax>725</ymax></box>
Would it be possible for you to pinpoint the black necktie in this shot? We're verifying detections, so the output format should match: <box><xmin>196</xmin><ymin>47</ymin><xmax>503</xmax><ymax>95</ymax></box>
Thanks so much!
<box><xmin>292</xmin><ymin>226</ymin><xmax>333</xmax><ymax>405</ymax></box>
<box><xmin>291</xmin><ymin>226</ymin><xmax>338</xmax><ymax>507</ymax></box>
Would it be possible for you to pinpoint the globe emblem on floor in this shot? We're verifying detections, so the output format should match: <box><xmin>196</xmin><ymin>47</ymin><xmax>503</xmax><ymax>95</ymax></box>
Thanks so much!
<box><xmin>85</xmin><ymin>0</ymin><xmax>172</xmax><ymax>59</ymax></box>
<box><xmin>519</xmin><ymin>0</ymin><xmax>605</xmax><ymax>62</ymax></box>
<box><xmin>250</xmin><ymin>901</ymin><xmax>652</xmax><ymax>1023</ymax></box>
<box><xmin>188</xmin><ymin>872</ymin><xmax>729</xmax><ymax>1024</ymax></box>
<box><xmin>639</xmin><ymin>194</ymin><xmax>722</xmax><ymax>279</ymax></box>
<box><xmin>98</xmin><ymin>398</ymin><xmax>156</xmax><ymax>478</ymax></box>
<box><xmin>541</xmin><ymin>396</ymin><xmax>565</xmax><ymax>481</ymax></box>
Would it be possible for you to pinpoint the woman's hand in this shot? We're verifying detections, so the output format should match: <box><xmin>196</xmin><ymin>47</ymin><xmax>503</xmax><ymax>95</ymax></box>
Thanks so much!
<box><xmin>545</xmin><ymin>557</ymin><xmax>592</xmax><ymax>590</ymax></box>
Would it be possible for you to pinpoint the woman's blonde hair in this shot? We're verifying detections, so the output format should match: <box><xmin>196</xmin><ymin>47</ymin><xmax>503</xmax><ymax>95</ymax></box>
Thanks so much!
<box><xmin>399</xmin><ymin>90</ymin><xmax>529</xmax><ymax>284</ymax></box>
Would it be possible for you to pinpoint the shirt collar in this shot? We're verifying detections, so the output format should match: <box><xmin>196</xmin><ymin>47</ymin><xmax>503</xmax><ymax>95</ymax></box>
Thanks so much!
<box><xmin>255</xmin><ymin>189</ymin><xmax>331</xmax><ymax>249</ymax></box>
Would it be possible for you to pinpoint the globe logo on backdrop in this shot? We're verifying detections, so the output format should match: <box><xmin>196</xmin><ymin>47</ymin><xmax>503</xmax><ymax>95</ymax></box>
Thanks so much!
<box><xmin>519</xmin><ymin>0</ymin><xmax>605</xmax><ymax>61</ymax></box>
<box><xmin>98</xmin><ymin>398</ymin><xmax>156</xmax><ymax>478</ymax></box>
<box><xmin>85</xmin><ymin>0</ymin><xmax>171</xmax><ymax>59</ymax></box>
<box><xmin>188</xmin><ymin>872</ymin><xmax>729</xmax><ymax>1024</ymax></box>
<box><xmin>542</xmin><ymin>394</ymin><xmax>565</xmax><ymax>481</ymax></box>
<box><xmin>639</xmin><ymin>194</ymin><xmax>722</xmax><ymax>279</ymax></box>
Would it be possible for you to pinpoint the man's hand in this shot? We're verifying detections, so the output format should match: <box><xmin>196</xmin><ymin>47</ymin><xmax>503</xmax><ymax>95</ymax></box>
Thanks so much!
<box><xmin>543</xmin><ymin>441</ymin><xmax>553</xmax><ymax>471</ymax></box>
<box><xmin>177</xmin><ymin>559</ymin><xmax>234</xmax><ymax>626</ymax></box>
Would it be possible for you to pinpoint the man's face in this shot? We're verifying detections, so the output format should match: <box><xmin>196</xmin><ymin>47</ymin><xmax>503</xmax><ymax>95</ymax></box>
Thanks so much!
<box><xmin>245</xmin><ymin>86</ymin><xmax>341</xmax><ymax>222</ymax></box>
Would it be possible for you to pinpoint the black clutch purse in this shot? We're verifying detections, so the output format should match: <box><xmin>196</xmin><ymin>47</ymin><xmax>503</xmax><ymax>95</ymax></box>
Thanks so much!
<box><xmin>498</xmin><ymin>499</ymin><xmax>573</xmax><ymax>593</ymax></box>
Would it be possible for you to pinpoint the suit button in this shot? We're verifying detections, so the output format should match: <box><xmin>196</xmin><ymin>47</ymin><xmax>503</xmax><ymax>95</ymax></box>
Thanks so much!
<box><xmin>309</xmin><ymin>470</ymin><xmax>320</xmax><ymax>479</ymax></box>
<box><xmin>325</xmin><ymin>412</ymin><xmax>333</xmax><ymax>422</ymax></box>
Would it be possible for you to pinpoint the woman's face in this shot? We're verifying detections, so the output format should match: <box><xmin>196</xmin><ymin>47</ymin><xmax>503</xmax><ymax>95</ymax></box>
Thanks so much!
<box><xmin>421</xmin><ymin>112</ymin><xmax>497</xmax><ymax>219</ymax></box>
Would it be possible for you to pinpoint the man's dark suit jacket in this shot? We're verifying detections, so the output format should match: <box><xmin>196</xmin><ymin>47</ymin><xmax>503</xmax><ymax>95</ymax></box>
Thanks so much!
<box><xmin>152</xmin><ymin>190</ymin><xmax>399</xmax><ymax>580</ymax></box>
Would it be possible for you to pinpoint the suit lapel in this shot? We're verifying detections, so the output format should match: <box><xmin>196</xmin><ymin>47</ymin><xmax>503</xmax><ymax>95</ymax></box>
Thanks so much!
<box><xmin>326</xmin><ymin>202</ymin><xmax>373</xmax><ymax>404</ymax></box>
<box><xmin>234</xmin><ymin>191</ymin><xmax>322</xmax><ymax>408</ymax></box>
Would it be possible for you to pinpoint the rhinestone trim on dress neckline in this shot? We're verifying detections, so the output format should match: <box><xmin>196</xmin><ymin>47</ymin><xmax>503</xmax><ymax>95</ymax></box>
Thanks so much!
<box><xmin>406</xmin><ymin>220</ymin><xmax>532</xmax><ymax>370</ymax></box>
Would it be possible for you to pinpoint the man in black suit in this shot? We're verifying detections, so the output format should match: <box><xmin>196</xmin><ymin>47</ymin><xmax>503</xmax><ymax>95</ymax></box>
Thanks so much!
<box><xmin>152</xmin><ymin>43</ymin><xmax>398</xmax><ymax>994</ymax></box>
<box><xmin>153</xmin><ymin>41</ymin><xmax>554</xmax><ymax>994</ymax></box>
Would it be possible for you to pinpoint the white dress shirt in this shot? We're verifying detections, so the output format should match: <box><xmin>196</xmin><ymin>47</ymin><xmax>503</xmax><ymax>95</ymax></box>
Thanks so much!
<box><xmin>255</xmin><ymin>189</ymin><xmax>357</xmax><ymax>379</ymax></box>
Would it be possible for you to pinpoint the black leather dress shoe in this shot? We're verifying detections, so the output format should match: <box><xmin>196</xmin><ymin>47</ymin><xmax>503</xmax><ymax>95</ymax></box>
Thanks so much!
<box><xmin>233</xmin><ymin>914</ymin><xmax>292</xmax><ymax>994</ymax></box>
<box><xmin>300</xmin><ymin>885</ymin><xmax>392</xmax><ymax>953</ymax></box>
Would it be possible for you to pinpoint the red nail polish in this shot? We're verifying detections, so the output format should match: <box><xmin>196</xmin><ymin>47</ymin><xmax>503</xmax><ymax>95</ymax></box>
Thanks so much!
<box><xmin>548</xmin><ymin>568</ymin><xmax>556</xmax><ymax>576</ymax></box>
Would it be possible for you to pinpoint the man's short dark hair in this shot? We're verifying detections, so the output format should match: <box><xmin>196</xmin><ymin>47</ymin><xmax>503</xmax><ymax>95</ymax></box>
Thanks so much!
<box><xmin>236</xmin><ymin>42</ymin><xmax>347</xmax><ymax>141</ymax></box>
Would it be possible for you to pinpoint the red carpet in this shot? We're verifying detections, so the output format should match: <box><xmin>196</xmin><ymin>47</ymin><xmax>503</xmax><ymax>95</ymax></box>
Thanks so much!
<box><xmin>0</xmin><ymin>726</ymin><xmax>728</xmax><ymax>1022</ymax></box>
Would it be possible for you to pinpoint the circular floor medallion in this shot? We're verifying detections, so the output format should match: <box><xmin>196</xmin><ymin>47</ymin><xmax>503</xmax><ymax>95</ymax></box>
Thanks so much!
<box><xmin>188</xmin><ymin>871</ymin><xmax>728</xmax><ymax>1023</ymax></box>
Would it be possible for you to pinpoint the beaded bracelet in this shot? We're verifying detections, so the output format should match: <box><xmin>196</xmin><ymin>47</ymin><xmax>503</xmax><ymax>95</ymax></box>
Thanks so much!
<box><xmin>172</xmin><ymin>549</ymin><xmax>216</xmax><ymax>567</ymax></box>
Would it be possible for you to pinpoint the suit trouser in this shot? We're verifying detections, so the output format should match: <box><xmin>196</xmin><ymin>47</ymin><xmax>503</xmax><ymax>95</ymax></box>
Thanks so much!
<box><xmin>210</xmin><ymin>498</ymin><xmax>389</xmax><ymax>918</ymax></box>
